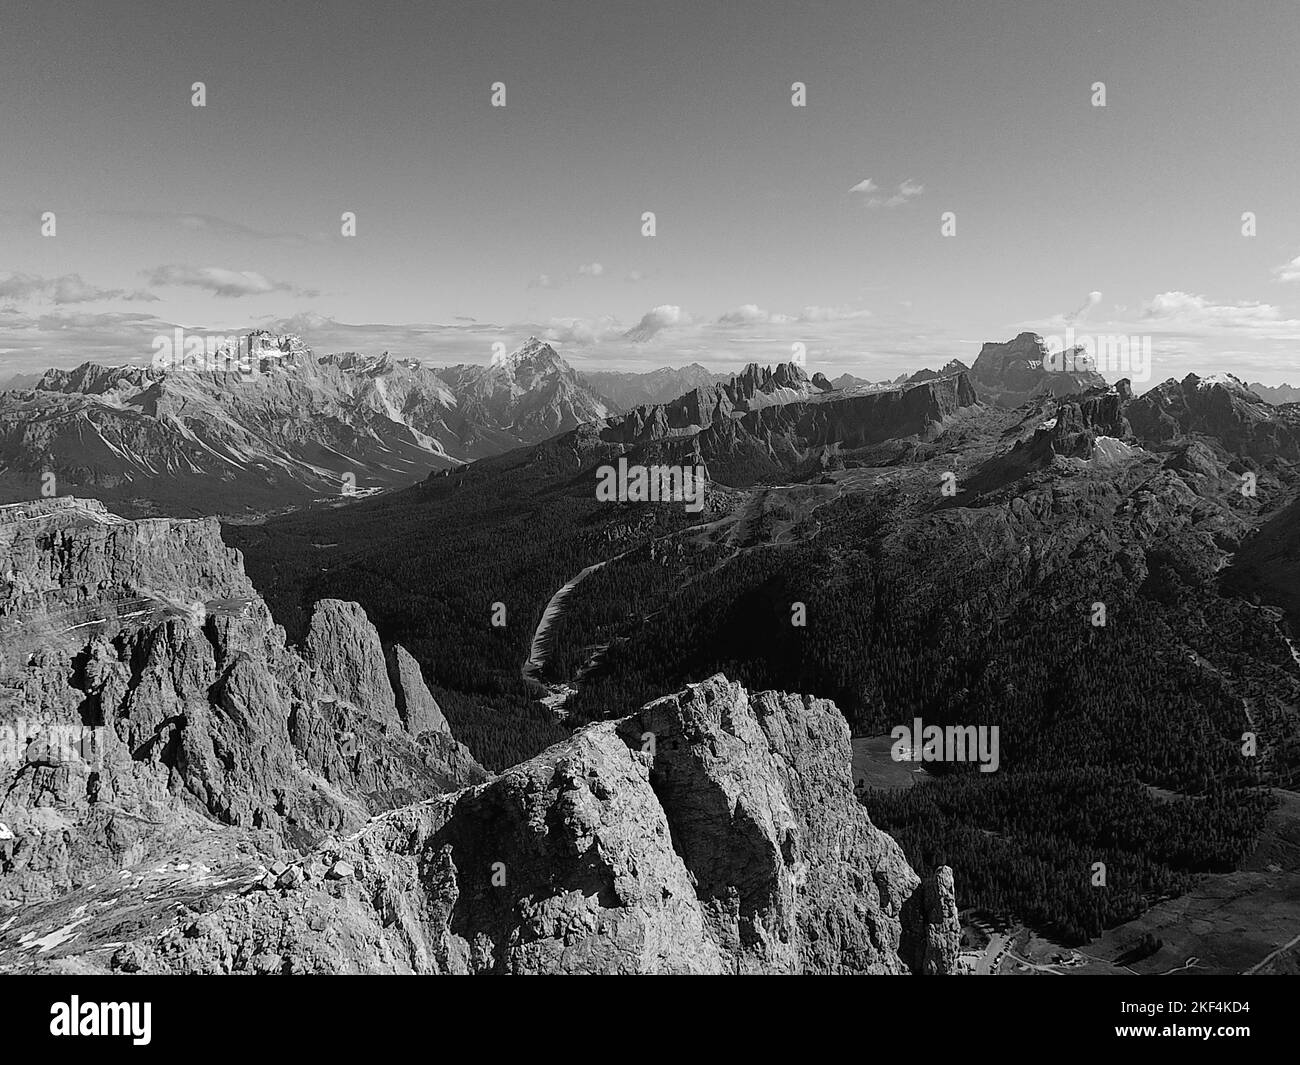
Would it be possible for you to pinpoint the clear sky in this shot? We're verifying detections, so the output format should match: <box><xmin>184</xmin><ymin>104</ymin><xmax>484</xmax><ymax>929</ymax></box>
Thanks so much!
<box><xmin>4</xmin><ymin>0</ymin><xmax>1300</xmax><ymax>382</ymax></box>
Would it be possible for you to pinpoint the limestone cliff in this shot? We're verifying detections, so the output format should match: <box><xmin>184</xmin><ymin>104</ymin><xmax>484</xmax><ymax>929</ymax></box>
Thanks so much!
<box><xmin>0</xmin><ymin>498</ymin><xmax>485</xmax><ymax>905</ymax></box>
<box><xmin>2</xmin><ymin>675</ymin><xmax>958</xmax><ymax>974</ymax></box>
<box><xmin>0</xmin><ymin>500</ymin><xmax>959</xmax><ymax>974</ymax></box>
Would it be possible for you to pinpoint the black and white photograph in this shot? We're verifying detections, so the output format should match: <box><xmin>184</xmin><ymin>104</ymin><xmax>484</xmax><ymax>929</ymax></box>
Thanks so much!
<box><xmin>0</xmin><ymin>0</ymin><xmax>1295</xmax><ymax>1044</ymax></box>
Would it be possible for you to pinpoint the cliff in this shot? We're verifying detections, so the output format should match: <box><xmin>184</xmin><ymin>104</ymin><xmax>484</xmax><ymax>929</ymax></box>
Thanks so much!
<box><xmin>0</xmin><ymin>498</ymin><xmax>485</xmax><ymax>906</ymax></box>
<box><xmin>0</xmin><ymin>500</ymin><xmax>959</xmax><ymax>974</ymax></box>
<box><xmin>3</xmin><ymin>675</ymin><xmax>957</xmax><ymax>974</ymax></box>
<box><xmin>970</xmin><ymin>331</ymin><xmax>1108</xmax><ymax>407</ymax></box>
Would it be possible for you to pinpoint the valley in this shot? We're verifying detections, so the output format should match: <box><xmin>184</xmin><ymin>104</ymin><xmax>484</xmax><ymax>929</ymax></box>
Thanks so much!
<box><xmin>220</xmin><ymin>337</ymin><xmax>1300</xmax><ymax>952</ymax></box>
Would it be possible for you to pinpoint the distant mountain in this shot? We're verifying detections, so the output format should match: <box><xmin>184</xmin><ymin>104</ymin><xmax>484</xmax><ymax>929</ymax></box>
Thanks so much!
<box><xmin>1248</xmin><ymin>381</ymin><xmax>1300</xmax><ymax>405</ymax></box>
<box><xmin>906</xmin><ymin>358</ymin><xmax>970</xmax><ymax>384</ymax></box>
<box><xmin>1124</xmin><ymin>372</ymin><xmax>1299</xmax><ymax>463</ymax></box>
<box><xmin>829</xmin><ymin>361</ymin><xmax>968</xmax><ymax>391</ymax></box>
<box><xmin>430</xmin><ymin>337</ymin><xmax>616</xmax><ymax>449</ymax></box>
<box><xmin>580</xmin><ymin>364</ymin><xmax>732</xmax><ymax>408</ymax></box>
<box><xmin>597</xmin><ymin>359</ymin><xmax>977</xmax><ymax>485</ymax></box>
<box><xmin>0</xmin><ymin>372</ymin><xmax>43</xmax><ymax>391</ymax></box>
<box><xmin>832</xmin><ymin>372</ymin><xmax>873</xmax><ymax>389</ymax></box>
<box><xmin>0</xmin><ymin>333</ymin><xmax>616</xmax><ymax>517</ymax></box>
<box><xmin>969</xmin><ymin>332</ymin><xmax>1107</xmax><ymax>407</ymax></box>
<box><xmin>601</xmin><ymin>361</ymin><xmax>834</xmax><ymax>445</ymax></box>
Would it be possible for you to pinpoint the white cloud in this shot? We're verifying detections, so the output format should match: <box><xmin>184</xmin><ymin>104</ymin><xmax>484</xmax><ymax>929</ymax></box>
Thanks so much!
<box><xmin>541</xmin><ymin>316</ymin><xmax>623</xmax><ymax>346</ymax></box>
<box><xmin>851</xmin><ymin>178</ymin><xmax>924</xmax><ymax>208</ymax></box>
<box><xmin>718</xmin><ymin>304</ymin><xmax>773</xmax><ymax>326</ymax></box>
<box><xmin>1274</xmin><ymin>255</ymin><xmax>1300</xmax><ymax>283</ymax></box>
<box><xmin>1140</xmin><ymin>291</ymin><xmax>1300</xmax><ymax>336</ymax></box>
<box><xmin>798</xmin><ymin>305</ymin><xmax>873</xmax><ymax>322</ymax></box>
<box><xmin>625</xmin><ymin>304</ymin><xmax>689</xmax><ymax>341</ymax></box>
<box><xmin>0</xmin><ymin>272</ymin><xmax>157</xmax><ymax>306</ymax></box>
<box><xmin>145</xmin><ymin>264</ymin><xmax>314</xmax><ymax>298</ymax></box>
<box><xmin>1064</xmin><ymin>290</ymin><xmax>1103</xmax><ymax>322</ymax></box>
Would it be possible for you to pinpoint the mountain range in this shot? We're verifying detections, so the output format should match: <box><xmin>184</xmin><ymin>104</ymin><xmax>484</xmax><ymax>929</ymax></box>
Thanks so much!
<box><xmin>5</xmin><ymin>327</ymin><xmax>1300</xmax><ymax>973</ymax></box>
<box><xmin>212</xmin><ymin>336</ymin><xmax>1300</xmax><ymax>968</ymax></box>
<box><xmin>578</xmin><ymin>364</ymin><xmax>734</xmax><ymax>408</ymax></box>
<box><xmin>0</xmin><ymin>330</ymin><xmax>1092</xmax><ymax>517</ymax></box>
<box><xmin>0</xmin><ymin>334</ymin><xmax>616</xmax><ymax>517</ymax></box>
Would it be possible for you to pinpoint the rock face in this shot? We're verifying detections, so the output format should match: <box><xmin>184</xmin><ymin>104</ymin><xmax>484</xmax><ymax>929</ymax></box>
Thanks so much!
<box><xmin>901</xmin><ymin>865</ymin><xmax>962</xmax><ymax>975</ymax></box>
<box><xmin>1022</xmin><ymin>382</ymin><xmax>1133</xmax><ymax>462</ymax></box>
<box><xmin>970</xmin><ymin>332</ymin><xmax>1107</xmax><ymax>407</ymax></box>
<box><xmin>385</xmin><ymin>644</ymin><xmax>452</xmax><ymax>737</ymax></box>
<box><xmin>0</xmin><ymin>499</ymin><xmax>959</xmax><ymax>975</ymax></box>
<box><xmin>0</xmin><ymin>665</ymin><xmax>959</xmax><ymax>974</ymax></box>
<box><xmin>305</xmin><ymin>600</ymin><xmax>404</xmax><ymax>732</ymax></box>
<box><xmin>434</xmin><ymin>337</ymin><xmax>615</xmax><ymax>444</ymax></box>
<box><xmin>0</xmin><ymin>498</ymin><xmax>485</xmax><ymax>906</ymax></box>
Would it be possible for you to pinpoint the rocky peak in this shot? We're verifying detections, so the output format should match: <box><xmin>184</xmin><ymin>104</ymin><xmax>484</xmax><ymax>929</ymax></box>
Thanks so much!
<box><xmin>970</xmin><ymin>332</ymin><xmax>1108</xmax><ymax>408</ymax></box>
<box><xmin>1029</xmin><ymin>385</ymin><xmax>1133</xmax><ymax>461</ymax></box>
<box><xmin>496</xmin><ymin>336</ymin><xmax>564</xmax><ymax>373</ymax></box>
<box><xmin>0</xmin><ymin>499</ymin><xmax>484</xmax><ymax>905</ymax></box>
<box><xmin>6</xmin><ymin>674</ymin><xmax>958</xmax><ymax>974</ymax></box>
<box><xmin>1125</xmin><ymin>373</ymin><xmax>1300</xmax><ymax>462</ymax></box>
<box><xmin>246</xmin><ymin>330</ymin><xmax>309</xmax><ymax>361</ymax></box>
<box><xmin>36</xmin><ymin>362</ymin><xmax>154</xmax><ymax>396</ymax></box>
<box><xmin>907</xmin><ymin>358</ymin><xmax>970</xmax><ymax>385</ymax></box>
<box><xmin>304</xmin><ymin>600</ymin><xmax>405</xmax><ymax>732</ymax></box>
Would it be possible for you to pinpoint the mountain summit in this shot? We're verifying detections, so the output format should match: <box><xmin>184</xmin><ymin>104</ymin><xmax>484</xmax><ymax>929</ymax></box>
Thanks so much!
<box><xmin>969</xmin><ymin>331</ymin><xmax>1108</xmax><ymax>406</ymax></box>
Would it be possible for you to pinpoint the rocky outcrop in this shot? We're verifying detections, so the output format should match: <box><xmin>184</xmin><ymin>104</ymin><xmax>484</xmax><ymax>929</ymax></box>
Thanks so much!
<box><xmin>0</xmin><ymin>497</ymin><xmax>257</xmax><ymax>624</ymax></box>
<box><xmin>385</xmin><ymin>643</ymin><xmax>452</xmax><ymax>737</ymax></box>
<box><xmin>618</xmin><ymin>677</ymin><xmax>956</xmax><ymax>973</ymax></box>
<box><xmin>305</xmin><ymin>600</ymin><xmax>404</xmax><ymax>732</ymax></box>
<box><xmin>901</xmin><ymin>865</ymin><xmax>962</xmax><ymax>975</ymax></box>
<box><xmin>0</xmin><ymin>673</ymin><xmax>959</xmax><ymax>974</ymax></box>
<box><xmin>1024</xmin><ymin>382</ymin><xmax>1133</xmax><ymax>461</ymax></box>
<box><xmin>0</xmin><ymin>499</ymin><xmax>484</xmax><ymax>905</ymax></box>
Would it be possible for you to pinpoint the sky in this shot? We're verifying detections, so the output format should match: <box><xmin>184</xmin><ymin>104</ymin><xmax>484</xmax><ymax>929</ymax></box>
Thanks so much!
<box><xmin>4</xmin><ymin>0</ymin><xmax>1300</xmax><ymax>383</ymax></box>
